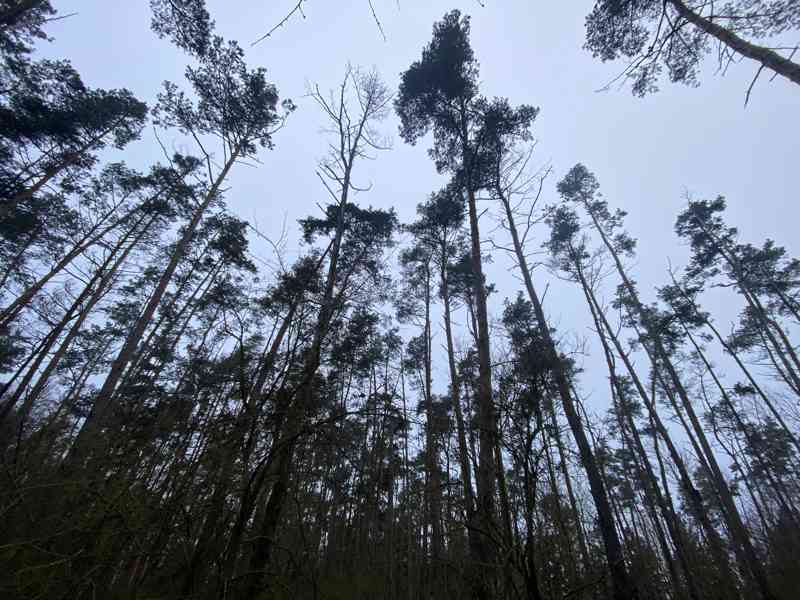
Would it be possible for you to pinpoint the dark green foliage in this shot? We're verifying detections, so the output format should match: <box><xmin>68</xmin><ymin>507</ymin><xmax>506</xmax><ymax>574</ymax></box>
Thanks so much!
<box><xmin>395</xmin><ymin>10</ymin><xmax>537</xmax><ymax>190</ymax></box>
<box><xmin>584</xmin><ymin>1</ymin><xmax>800</xmax><ymax>94</ymax></box>
<box><xmin>557</xmin><ymin>164</ymin><xmax>636</xmax><ymax>256</ymax></box>
<box><xmin>0</xmin><ymin>0</ymin><xmax>54</xmax><ymax>77</ymax></box>
<box><xmin>0</xmin><ymin>6</ymin><xmax>798</xmax><ymax>600</ymax></box>
<box><xmin>0</xmin><ymin>57</ymin><xmax>147</xmax><ymax>202</ymax></box>
<box><xmin>150</xmin><ymin>0</ymin><xmax>213</xmax><ymax>57</ymax></box>
<box><xmin>300</xmin><ymin>203</ymin><xmax>397</xmax><ymax>285</ymax></box>
<box><xmin>155</xmin><ymin>35</ymin><xmax>292</xmax><ymax>157</ymax></box>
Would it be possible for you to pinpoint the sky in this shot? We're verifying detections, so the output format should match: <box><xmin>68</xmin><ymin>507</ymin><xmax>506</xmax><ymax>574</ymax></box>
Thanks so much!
<box><xmin>37</xmin><ymin>1</ymin><xmax>799</xmax><ymax>420</ymax></box>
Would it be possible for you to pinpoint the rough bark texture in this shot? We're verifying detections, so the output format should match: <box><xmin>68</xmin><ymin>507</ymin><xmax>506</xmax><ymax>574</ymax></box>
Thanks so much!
<box><xmin>668</xmin><ymin>0</ymin><xmax>800</xmax><ymax>86</ymax></box>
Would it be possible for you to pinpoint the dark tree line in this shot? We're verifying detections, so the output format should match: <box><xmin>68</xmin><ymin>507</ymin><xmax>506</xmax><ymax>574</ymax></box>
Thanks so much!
<box><xmin>1</xmin><ymin>2</ymin><xmax>798</xmax><ymax>600</ymax></box>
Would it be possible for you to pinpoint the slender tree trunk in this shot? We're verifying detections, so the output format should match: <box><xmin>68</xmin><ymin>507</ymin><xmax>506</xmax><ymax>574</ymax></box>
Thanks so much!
<box><xmin>0</xmin><ymin>323</ymin><xmax>57</xmax><ymax>405</ymax></box>
<box><xmin>0</xmin><ymin>198</ymin><xmax>146</xmax><ymax>328</ymax></box>
<box><xmin>498</xmin><ymin>190</ymin><xmax>636</xmax><ymax>600</ymax></box>
<box><xmin>685</xmin><ymin>322</ymin><xmax>800</xmax><ymax>525</ymax></box>
<box><xmin>442</xmin><ymin>275</ymin><xmax>475</xmax><ymax>516</ymax></box>
<box><xmin>667</xmin><ymin>0</ymin><xmax>800</xmax><ymax>86</ymax></box>
<box><xmin>590</xmin><ymin>277</ymin><xmax>737</xmax><ymax>596</ymax></box>
<box><xmin>69</xmin><ymin>147</ymin><xmax>241</xmax><ymax>462</ymax></box>
<box><xmin>669</xmin><ymin>274</ymin><xmax>800</xmax><ymax>456</ymax></box>
<box><xmin>0</xmin><ymin>226</ymin><xmax>39</xmax><ymax>292</ymax></box>
<box><xmin>241</xmin><ymin>132</ymin><xmax>358</xmax><ymax>596</ymax></box>
<box><xmin>549</xmin><ymin>387</ymin><xmax>591</xmax><ymax>567</ymax></box>
<box><xmin>464</xmin><ymin>185</ymin><xmax>499</xmax><ymax>599</ymax></box>
<box><xmin>441</xmin><ymin>269</ymin><xmax>486</xmax><ymax>589</ymax></box>
<box><xmin>10</xmin><ymin>120</ymin><xmax>125</xmax><ymax>204</ymax></box>
<box><xmin>422</xmin><ymin>263</ymin><xmax>444</xmax><ymax>571</ymax></box>
<box><xmin>537</xmin><ymin>405</ymin><xmax>580</xmax><ymax>582</ymax></box>
<box><xmin>494</xmin><ymin>432</ymin><xmax>516</xmax><ymax>598</ymax></box>
<box><xmin>0</xmin><ymin>212</ymin><xmax>152</xmax><ymax>425</ymax></box>
<box><xmin>688</xmin><ymin>215</ymin><xmax>800</xmax><ymax>392</ymax></box>
<box><xmin>582</xmin><ymin>199</ymin><xmax>775</xmax><ymax>600</ymax></box>
<box><xmin>579</xmin><ymin>262</ymin><xmax>698</xmax><ymax>600</ymax></box>
<box><xmin>123</xmin><ymin>248</ymin><xmax>217</xmax><ymax>380</ymax></box>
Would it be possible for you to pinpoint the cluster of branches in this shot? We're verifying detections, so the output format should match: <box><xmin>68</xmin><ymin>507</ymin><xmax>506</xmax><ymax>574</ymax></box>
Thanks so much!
<box><xmin>0</xmin><ymin>3</ymin><xmax>798</xmax><ymax>600</ymax></box>
<box><xmin>584</xmin><ymin>0</ymin><xmax>800</xmax><ymax>98</ymax></box>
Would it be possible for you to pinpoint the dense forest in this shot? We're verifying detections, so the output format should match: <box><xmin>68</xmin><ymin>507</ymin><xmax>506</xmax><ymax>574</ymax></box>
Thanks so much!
<box><xmin>1</xmin><ymin>1</ymin><xmax>799</xmax><ymax>599</ymax></box>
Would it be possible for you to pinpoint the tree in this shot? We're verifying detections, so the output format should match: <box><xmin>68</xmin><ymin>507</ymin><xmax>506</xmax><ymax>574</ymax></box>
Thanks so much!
<box><xmin>150</xmin><ymin>0</ymin><xmax>213</xmax><ymax>56</ymax></box>
<box><xmin>71</xmin><ymin>34</ymin><xmax>291</xmax><ymax>462</ymax></box>
<box><xmin>0</xmin><ymin>160</ymin><xmax>184</xmax><ymax>427</ymax></box>
<box><xmin>397</xmin><ymin>241</ymin><xmax>444</xmax><ymax>580</ymax></box>
<box><xmin>395</xmin><ymin>13</ymin><xmax>537</xmax><ymax>596</ymax></box>
<box><xmin>406</xmin><ymin>186</ymin><xmax>483</xmax><ymax>584</ymax></box>
<box><xmin>239</xmin><ymin>66</ymin><xmax>395</xmax><ymax>599</ymax></box>
<box><xmin>488</xmin><ymin>143</ymin><xmax>637</xmax><ymax>598</ymax></box>
<box><xmin>1</xmin><ymin>6</ymin><xmax>797</xmax><ymax>600</ymax></box>
<box><xmin>584</xmin><ymin>0</ymin><xmax>800</xmax><ymax>95</ymax></box>
<box><xmin>546</xmin><ymin>203</ymin><xmax>704</xmax><ymax>600</ymax></box>
<box><xmin>0</xmin><ymin>59</ymin><xmax>147</xmax><ymax>204</ymax></box>
<box><xmin>0</xmin><ymin>0</ymin><xmax>54</xmax><ymax>78</ymax></box>
<box><xmin>675</xmin><ymin>198</ymin><xmax>800</xmax><ymax>395</ymax></box>
<box><xmin>559</xmin><ymin>163</ymin><xmax>778</xmax><ymax>600</ymax></box>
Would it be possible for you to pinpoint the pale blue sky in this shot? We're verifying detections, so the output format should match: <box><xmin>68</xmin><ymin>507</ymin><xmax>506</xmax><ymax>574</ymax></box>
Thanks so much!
<box><xmin>37</xmin><ymin>1</ymin><xmax>799</xmax><ymax>418</ymax></box>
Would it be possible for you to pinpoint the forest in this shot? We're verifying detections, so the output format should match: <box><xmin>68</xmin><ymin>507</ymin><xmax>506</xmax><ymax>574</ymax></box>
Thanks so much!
<box><xmin>0</xmin><ymin>1</ymin><xmax>798</xmax><ymax>599</ymax></box>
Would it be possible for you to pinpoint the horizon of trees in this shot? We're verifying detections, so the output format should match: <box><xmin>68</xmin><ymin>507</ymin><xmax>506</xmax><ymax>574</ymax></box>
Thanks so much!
<box><xmin>1</xmin><ymin>2</ymin><xmax>799</xmax><ymax>600</ymax></box>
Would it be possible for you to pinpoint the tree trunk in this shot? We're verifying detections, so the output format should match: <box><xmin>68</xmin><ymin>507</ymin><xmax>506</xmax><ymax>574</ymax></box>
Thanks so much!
<box><xmin>579</xmin><ymin>261</ymin><xmax>698</xmax><ymax>600</ymax></box>
<box><xmin>241</xmin><ymin>138</ymin><xmax>356</xmax><ymax>596</ymax></box>
<box><xmin>422</xmin><ymin>263</ymin><xmax>443</xmax><ymax>570</ymax></box>
<box><xmin>498</xmin><ymin>190</ymin><xmax>637</xmax><ymax>600</ymax></box>
<box><xmin>0</xmin><ymin>195</ymin><xmax>151</xmax><ymax>328</ymax></box>
<box><xmin>0</xmin><ymin>211</ymin><xmax>153</xmax><ymax>425</ymax></box>
<box><xmin>583</xmin><ymin>198</ymin><xmax>775</xmax><ymax>600</ymax></box>
<box><xmin>668</xmin><ymin>0</ymin><xmax>800</xmax><ymax>86</ymax></box>
<box><xmin>441</xmin><ymin>266</ymin><xmax>484</xmax><ymax>579</ymax></box>
<box><xmin>669</xmin><ymin>274</ymin><xmax>800</xmax><ymax>456</ymax></box>
<box><xmin>465</xmin><ymin>186</ymin><xmax>499</xmax><ymax>600</ymax></box>
<box><xmin>10</xmin><ymin>119</ymin><xmax>125</xmax><ymax>205</ymax></box>
<box><xmin>69</xmin><ymin>146</ymin><xmax>240</xmax><ymax>462</ymax></box>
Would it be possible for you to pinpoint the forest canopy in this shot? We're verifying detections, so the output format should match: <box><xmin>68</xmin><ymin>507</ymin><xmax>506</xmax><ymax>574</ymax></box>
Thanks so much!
<box><xmin>0</xmin><ymin>2</ymin><xmax>798</xmax><ymax>600</ymax></box>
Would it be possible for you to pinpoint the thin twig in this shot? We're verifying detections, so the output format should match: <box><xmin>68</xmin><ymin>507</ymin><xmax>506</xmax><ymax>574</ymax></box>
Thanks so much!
<box><xmin>744</xmin><ymin>63</ymin><xmax>765</xmax><ymax>107</ymax></box>
<box><xmin>252</xmin><ymin>0</ymin><xmax>306</xmax><ymax>46</ymax></box>
<box><xmin>368</xmin><ymin>0</ymin><xmax>386</xmax><ymax>41</ymax></box>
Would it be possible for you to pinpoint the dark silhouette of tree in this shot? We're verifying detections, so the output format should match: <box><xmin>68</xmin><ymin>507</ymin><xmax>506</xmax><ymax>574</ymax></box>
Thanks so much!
<box><xmin>0</xmin><ymin>5</ymin><xmax>797</xmax><ymax>600</ymax></box>
<box><xmin>584</xmin><ymin>0</ymin><xmax>800</xmax><ymax>94</ymax></box>
<box><xmin>71</xmin><ymin>33</ymin><xmax>291</xmax><ymax>464</ymax></box>
<box><xmin>150</xmin><ymin>0</ymin><xmax>213</xmax><ymax>56</ymax></box>
<box><xmin>395</xmin><ymin>12</ymin><xmax>538</xmax><ymax>596</ymax></box>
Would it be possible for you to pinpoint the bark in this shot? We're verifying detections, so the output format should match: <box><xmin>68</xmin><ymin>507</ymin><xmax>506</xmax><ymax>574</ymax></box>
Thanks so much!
<box><xmin>241</xmin><ymin>84</ymin><xmax>366</xmax><ymax>593</ymax></box>
<box><xmin>465</xmin><ymin>186</ymin><xmax>499</xmax><ymax>599</ymax></box>
<box><xmin>0</xmin><ymin>212</ymin><xmax>152</xmax><ymax>425</ymax></box>
<box><xmin>582</xmin><ymin>198</ymin><xmax>775</xmax><ymax>600</ymax></box>
<box><xmin>219</xmin><ymin>306</ymin><xmax>300</xmax><ymax>586</ymax></box>
<box><xmin>667</xmin><ymin>0</ymin><xmax>800</xmax><ymax>86</ymax></box>
<box><xmin>0</xmin><ymin>226</ymin><xmax>39</xmax><ymax>292</ymax></box>
<box><xmin>684</xmin><ymin>322</ymin><xmax>800</xmax><ymax>526</ymax></box>
<box><xmin>579</xmin><ymin>263</ymin><xmax>699</xmax><ymax>600</ymax></box>
<box><xmin>687</xmin><ymin>212</ymin><xmax>800</xmax><ymax>392</ymax></box>
<box><xmin>10</xmin><ymin>118</ymin><xmax>129</xmax><ymax>205</ymax></box>
<box><xmin>126</xmin><ymin>258</ymin><xmax>223</xmax><ymax>389</ymax></box>
<box><xmin>422</xmin><ymin>262</ymin><xmax>444</xmax><ymax>569</ymax></box>
<box><xmin>441</xmin><ymin>263</ymin><xmax>483</xmax><ymax>570</ymax></box>
<box><xmin>0</xmin><ymin>195</ymin><xmax>152</xmax><ymax>329</ymax></box>
<box><xmin>70</xmin><ymin>146</ymin><xmax>241</xmax><ymax>462</ymax></box>
<box><xmin>669</xmin><ymin>274</ymin><xmax>800</xmax><ymax>457</ymax></box>
<box><xmin>498</xmin><ymin>190</ymin><xmax>637</xmax><ymax>600</ymax></box>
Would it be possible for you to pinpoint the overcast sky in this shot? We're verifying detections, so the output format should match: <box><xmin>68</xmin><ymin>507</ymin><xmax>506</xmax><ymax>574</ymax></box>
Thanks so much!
<box><xmin>38</xmin><ymin>1</ymin><xmax>798</xmax><ymax>417</ymax></box>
